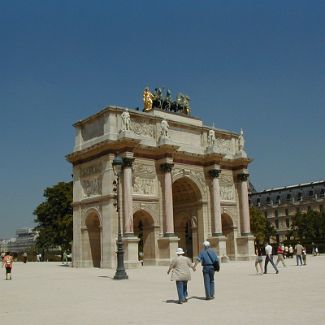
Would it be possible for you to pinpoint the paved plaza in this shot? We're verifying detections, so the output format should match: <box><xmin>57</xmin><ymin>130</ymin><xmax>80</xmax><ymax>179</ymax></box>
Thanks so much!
<box><xmin>1</xmin><ymin>256</ymin><xmax>325</xmax><ymax>325</ymax></box>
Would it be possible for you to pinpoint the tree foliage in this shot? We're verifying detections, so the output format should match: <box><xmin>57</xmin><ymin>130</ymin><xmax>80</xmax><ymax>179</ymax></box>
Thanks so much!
<box><xmin>250</xmin><ymin>207</ymin><xmax>276</xmax><ymax>244</ymax></box>
<box><xmin>34</xmin><ymin>181</ymin><xmax>73</xmax><ymax>252</ymax></box>
<box><xmin>290</xmin><ymin>210</ymin><xmax>325</xmax><ymax>242</ymax></box>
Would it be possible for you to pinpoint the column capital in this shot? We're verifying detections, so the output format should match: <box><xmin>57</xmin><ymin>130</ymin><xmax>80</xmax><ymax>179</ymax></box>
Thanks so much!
<box><xmin>122</xmin><ymin>157</ymin><xmax>135</xmax><ymax>168</ymax></box>
<box><xmin>208</xmin><ymin>169</ymin><xmax>221</xmax><ymax>179</ymax></box>
<box><xmin>160</xmin><ymin>163</ymin><xmax>174</xmax><ymax>173</ymax></box>
<box><xmin>238</xmin><ymin>173</ymin><xmax>249</xmax><ymax>182</ymax></box>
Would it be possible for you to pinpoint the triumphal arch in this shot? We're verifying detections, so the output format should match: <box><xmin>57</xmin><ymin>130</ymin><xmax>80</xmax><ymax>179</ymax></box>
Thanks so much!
<box><xmin>66</xmin><ymin>88</ymin><xmax>255</xmax><ymax>268</ymax></box>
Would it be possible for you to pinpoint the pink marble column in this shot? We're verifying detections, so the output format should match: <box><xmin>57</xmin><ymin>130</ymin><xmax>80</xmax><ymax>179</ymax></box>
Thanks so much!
<box><xmin>160</xmin><ymin>163</ymin><xmax>175</xmax><ymax>236</ymax></box>
<box><xmin>123</xmin><ymin>158</ymin><xmax>134</xmax><ymax>235</ymax></box>
<box><xmin>208</xmin><ymin>169</ymin><xmax>222</xmax><ymax>236</ymax></box>
<box><xmin>238</xmin><ymin>173</ymin><xmax>251</xmax><ymax>235</ymax></box>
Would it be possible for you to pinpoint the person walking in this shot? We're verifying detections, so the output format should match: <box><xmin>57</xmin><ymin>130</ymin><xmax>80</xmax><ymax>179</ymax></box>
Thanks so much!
<box><xmin>193</xmin><ymin>241</ymin><xmax>219</xmax><ymax>300</ymax></box>
<box><xmin>289</xmin><ymin>245</ymin><xmax>294</xmax><ymax>258</ymax></box>
<box><xmin>167</xmin><ymin>248</ymin><xmax>194</xmax><ymax>304</ymax></box>
<box><xmin>302</xmin><ymin>246</ymin><xmax>307</xmax><ymax>265</ymax></box>
<box><xmin>295</xmin><ymin>242</ymin><xmax>303</xmax><ymax>266</ymax></box>
<box><xmin>255</xmin><ymin>244</ymin><xmax>264</xmax><ymax>275</ymax></box>
<box><xmin>275</xmin><ymin>243</ymin><xmax>286</xmax><ymax>267</ymax></box>
<box><xmin>22</xmin><ymin>252</ymin><xmax>28</xmax><ymax>263</ymax></box>
<box><xmin>264</xmin><ymin>243</ymin><xmax>279</xmax><ymax>274</ymax></box>
<box><xmin>2</xmin><ymin>252</ymin><xmax>14</xmax><ymax>280</ymax></box>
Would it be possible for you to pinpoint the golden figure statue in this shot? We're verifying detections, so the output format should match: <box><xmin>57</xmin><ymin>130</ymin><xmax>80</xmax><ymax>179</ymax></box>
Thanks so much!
<box><xmin>143</xmin><ymin>87</ymin><xmax>154</xmax><ymax>111</ymax></box>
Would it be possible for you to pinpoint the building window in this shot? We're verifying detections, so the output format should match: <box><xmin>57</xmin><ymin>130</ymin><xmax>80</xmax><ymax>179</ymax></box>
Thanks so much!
<box><xmin>276</xmin><ymin>234</ymin><xmax>280</xmax><ymax>243</ymax></box>
<box><xmin>297</xmin><ymin>192</ymin><xmax>302</xmax><ymax>201</ymax></box>
<box><xmin>275</xmin><ymin>218</ymin><xmax>279</xmax><ymax>229</ymax></box>
<box><xmin>257</xmin><ymin>198</ymin><xmax>261</xmax><ymax>206</ymax></box>
<box><xmin>296</xmin><ymin>207</ymin><xmax>300</xmax><ymax>214</ymax></box>
<box><xmin>320</xmin><ymin>189</ymin><xmax>325</xmax><ymax>198</ymax></box>
<box><xmin>309</xmin><ymin>190</ymin><xmax>314</xmax><ymax>197</ymax></box>
<box><xmin>276</xmin><ymin>195</ymin><xmax>281</xmax><ymax>204</ymax></box>
<box><xmin>286</xmin><ymin>218</ymin><xmax>290</xmax><ymax>227</ymax></box>
<box><xmin>275</xmin><ymin>209</ymin><xmax>279</xmax><ymax>218</ymax></box>
<box><xmin>285</xmin><ymin>208</ymin><xmax>289</xmax><ymax>216</ymax></box>
<box><xmin>286</xmin><ymin>193</ymin><xmax>291</xmax><ymax>201</ymax></box>
<box><xmin>266</xmin><ymin>196</ymin><xmax>271</xmax><ymax>204</ymax></box>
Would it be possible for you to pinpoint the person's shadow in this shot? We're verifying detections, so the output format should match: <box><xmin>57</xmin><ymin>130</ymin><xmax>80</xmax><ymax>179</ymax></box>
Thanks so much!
<box><xmin>165</xmin><ymin>296</ymin><xmax>206</xmax><ymax>304</ymax></box>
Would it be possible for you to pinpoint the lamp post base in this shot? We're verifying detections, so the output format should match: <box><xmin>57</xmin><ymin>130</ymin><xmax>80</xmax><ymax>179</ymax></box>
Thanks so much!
<box><xmin>113</xmin><ymin>235</ymin><xmax>128</xmax><ymax>280</ymax></box>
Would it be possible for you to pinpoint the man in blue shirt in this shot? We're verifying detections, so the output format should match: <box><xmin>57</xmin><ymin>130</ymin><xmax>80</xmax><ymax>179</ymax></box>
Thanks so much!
<box><xmin>193</xmin><ymin>240</ymin><xmax>219</xmax><ymax>300</ymax></box>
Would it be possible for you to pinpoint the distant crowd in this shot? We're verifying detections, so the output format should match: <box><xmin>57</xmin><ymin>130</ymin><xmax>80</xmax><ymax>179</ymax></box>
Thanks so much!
<box><xmin>254</xmin><ymin>242</ymin><xmax>320</xmax><ymax>275</ymax></box>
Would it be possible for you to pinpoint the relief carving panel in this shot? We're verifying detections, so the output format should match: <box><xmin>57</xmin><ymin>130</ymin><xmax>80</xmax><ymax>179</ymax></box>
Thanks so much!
<box><xmin>131</xmin><ymin>119</ymin><xmax>155</xmax><ymax>138</ymax></box>
<box><xmin>220</xmin><ymin>174</ymin><xmax>235</xmax><ymax>201</ymax></box>
<box><xmin>80</xmin><ymin>163</ymin><xmax>103</xmax><ymax>197</ymax></box>
<box><xmin>133</xmin><ymin>162</ymin><xmax>157</xmax><ymax>196</ymax></box>
<box><xmin>215</xmin><ymin>137</ymin><xmax>235</xmax><ymax>155</ymax></box>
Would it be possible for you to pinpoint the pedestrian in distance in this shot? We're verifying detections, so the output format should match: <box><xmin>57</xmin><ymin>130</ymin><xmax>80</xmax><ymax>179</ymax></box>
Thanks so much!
<box><xmin>193</xmin><ymin>240</ymin><xmax>219</xmax><ymax>300</ymax></box>
<box><xmin>167</xmin><ymin>248</ymin><xmax>194</xmax><ymax>304</ymax></box>
<box><xmin>22</xmin><ymin>252</ymin><xmax>28</xmax><ymax>263</ymax></box>
<box><xmin>295</xmin><ymin>242</ymin><xmax>304</xmax><ymax>266</ymax></box>
<box><xmin>289</xmin><ymin>245</ymin><xmax>294</xmax><ymax>258</ymax></box>
<box><xmin>276</xmin><ymin>243</ymin><xmax>286</xmax><ymax>267</ymax></box>
<box><xmin>255</xmin><ymin>244</ymin><xmax>264</xmax><ymax>275</ymax></box>
<box><xmin>2</xmin><ymin>252</ymin><xmax>14</xmax><ymax>280</ymax></box>
<box><xmin>264</xmin><ymin>243</ymin><xmax>279</xmax><ymax>274</ymax></box>
<box><xmin>302</xmin><ymin>246</ymin><xmax>307</xmax><ymax>265</ymax></box>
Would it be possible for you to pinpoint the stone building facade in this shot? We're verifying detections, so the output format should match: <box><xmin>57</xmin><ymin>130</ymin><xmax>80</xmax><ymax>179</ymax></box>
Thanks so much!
<box><xmin>66</xmin><ymin>106</ymin><xmax>255</xmax><ymax>268</ymax></box>
<box><xmin>249</xmin><ymin>180</ymin><xmax>325</xmax><ymax>242</ymax></box>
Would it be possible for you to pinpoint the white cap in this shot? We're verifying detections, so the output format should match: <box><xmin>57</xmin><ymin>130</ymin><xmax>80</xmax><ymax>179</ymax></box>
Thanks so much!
<box><xmin>203</xmin><ymin>241</ymin><xmax>210</xmax><ymax>247</ymax></box>
<box><xmin>176</xmin><ymin>248</ymin><xmax>185</xmax><ymax>255</ymax></box>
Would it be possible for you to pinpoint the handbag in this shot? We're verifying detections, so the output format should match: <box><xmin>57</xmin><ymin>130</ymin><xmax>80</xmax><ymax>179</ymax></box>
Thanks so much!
<box><xmin>207</xmin><ymin>250</ymin><xmax>220</xmax><ymax>272</ymax></box>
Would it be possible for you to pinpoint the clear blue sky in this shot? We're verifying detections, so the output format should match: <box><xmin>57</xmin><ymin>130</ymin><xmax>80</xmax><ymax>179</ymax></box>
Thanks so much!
<box><xmin>1</xmin><ymin>1</ymin><xmax>324</xmax><ymax>238</ymax></box>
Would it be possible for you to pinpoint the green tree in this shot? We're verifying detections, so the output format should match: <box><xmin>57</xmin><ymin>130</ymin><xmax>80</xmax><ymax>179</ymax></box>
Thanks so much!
<box><xmin>34</xmin><ymin>181</ymin><xmax>73</xmax><ymax>252</ymax></box>
<box><xmin>291</xmin><ymin>210</ymin><xmax>325</xmax><ymax>242</ymax></box>
<box><xmin>250</xmin><ymin>207</ymin><xmax>276</xmax><ymax>244</ymax></box>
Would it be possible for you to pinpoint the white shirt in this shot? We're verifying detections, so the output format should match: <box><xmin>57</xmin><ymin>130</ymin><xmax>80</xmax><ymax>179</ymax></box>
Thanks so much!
<box><xmin>265</xmin><ymin>244</ymin><xmax>273</xmax><ymax>255</ymax></box>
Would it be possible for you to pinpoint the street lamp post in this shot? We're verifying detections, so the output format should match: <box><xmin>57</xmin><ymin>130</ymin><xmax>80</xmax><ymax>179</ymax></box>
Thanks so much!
<box><xmin>112</xmin><ymin>153</ymin><xmax>128</xmax><ymax>280</ymax></box>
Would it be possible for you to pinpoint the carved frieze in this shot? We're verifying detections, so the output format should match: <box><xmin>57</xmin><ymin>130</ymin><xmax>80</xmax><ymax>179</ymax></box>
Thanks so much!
<box><xmin>133</xmin><ymin>162</ymin><xmax>157</xmax><ymax>195</ymax></box>
<box><xmin>220</xmin><ymin>174</ymin><xmax>235</xmax><ymax>201</ymax></box>
<box><xmin>131</xmin><ymin>119</ymin><xmax>155</xmax><ymax>138</ymax></box>
<box><xmin>81</xmin><ymin>178</ymin><xmax>102</xmax><ymax>197</ymax></box>
<box><xmin>133</xmin><ymin>177</ymin><xmax>156</xmax><ymax>195</ymax></box>
<box><xmin>80</xmin><ymin>163</ymin><xmax>103</xmax><ymax>197</ymax></box>
<box><xmin>214</xmin><ymin>137</ymin><xmax>235</xmax><ymax>155</ymax></box>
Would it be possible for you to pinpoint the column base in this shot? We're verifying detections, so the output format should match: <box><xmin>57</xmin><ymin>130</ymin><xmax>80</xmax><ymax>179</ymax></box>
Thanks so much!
<box><xmin>123</xmin><ymin>236</ymin><xmax>141</xmax><ymax>268</ymax></box>
<box><xmin>157</xmin><ymin>236</ymin><xmax>180</xmax><ymax>265</ymax></box>
<box><xmin>208</xmin><ymin>235</ymin><xmax>229</xmax><ymax>262</ymax></box>
<box><xmin>236</xmin><ymin>235</ymin><xmax>255</xmax><ymax>261</ymax></box>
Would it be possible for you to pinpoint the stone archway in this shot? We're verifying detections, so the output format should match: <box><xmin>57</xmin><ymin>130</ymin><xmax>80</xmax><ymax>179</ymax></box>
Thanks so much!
<box><xmin>84</xmin><ymin>212</ymin><xmax>101</xmax><ymax>267</ymax></box>
<box><xmin>133</xmin><ymin>211</ymin><xmax>155</xmax><ymax>265</ymax></box>
<box><xmin>173</xmin><ymin>177</ymin><xmax>202</xmax><ymax>259</ymax></box>
<box><xmin>221</xmin><ymin>213</ymin><xmax>235</xmax><ymax>258</ymax></box>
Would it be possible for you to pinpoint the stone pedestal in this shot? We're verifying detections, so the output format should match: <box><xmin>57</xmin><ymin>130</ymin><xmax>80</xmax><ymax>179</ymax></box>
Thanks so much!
<box><xmin>123</xmin><ymin>236</ymin><xmax>141</xmax><ymax>268</ymax></box>
<box><xmin>209</xmin><ymin>235</ymin><xmax>229</xmax><ymax>263</ymax></box>
<box><xmin>236</xmin><ymin>234</ymin><xmax>255</xmax><ymax>261</ymax></box>
<box><xmin>157</xmin><ymin>236</ymin><xmax>180</xmax><ymax>266</ymax></box>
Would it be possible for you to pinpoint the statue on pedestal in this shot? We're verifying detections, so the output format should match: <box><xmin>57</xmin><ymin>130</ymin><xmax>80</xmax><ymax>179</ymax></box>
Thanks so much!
<box><xmin>208</xmin><ymin>129</ymin><xmax>216</xmax><ymax>146</ymax></box>
<box><xmin>121</xmin><ymin>109</ymin><xmax>131</xmax><ymax>131</ymax></box>
<box><xmin>160</xmin><ymin>119</ymin><xmax>169</xmax><ymax>137</ymax></box>
<box><xmin>238</xmin><ymin>129</ymin><xmax>245</xmax><ymax>152</ymax></box>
